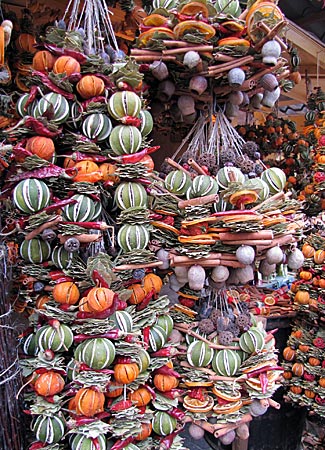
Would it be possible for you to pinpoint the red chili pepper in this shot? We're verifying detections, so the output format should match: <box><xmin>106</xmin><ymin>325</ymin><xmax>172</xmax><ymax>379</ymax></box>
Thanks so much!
<box><xmin>12</xmin><ymin>142</ymin><xmax>33</xmax><ymax>160</ymax></box>
<box><xmin>136</xmin><ymin>289</ymin><xmax>154</xmax><ymax>312</ymax></box>
<box><xmin>92</xmin><ymin>73</ymin><xmax>115</xmax><ymax>89</ymax></box>
<box><xmin>160</xmin><ymin>216</ymin><xmax>175</xmax><ymax>226</ymax></box>
<box><xmin>169</xmin><ymin>407</ymin><xmax>185</xmax><ymax>421</ymax></box>
<box><xmin>246</xmin><ymin>366</ymin><xmax>283</xmax><ymax>378</ymax></box>
<box><xmin>63</xmin><ymin>151</ymin><xmax>109</xmax><ymax>163</ymax></box>
<box><xmin>116</xmin><ymin>299</ymin><xmax>127</xmax><ymax>310</ymax></box>
<box><xmin>29</xmin><ymin>443</ymin><xmax>45</xmax><ymax>450</ymax></box>
<box><xmin>132</xmin><ymin>178</ymin><xmax>153</xmax><ymax>186</ymax></box>
<box><xmin>160</xmin><ymin>389</ymin><xmax>184</xmax><ymax>400</ymax></box>
<box><xmin>73</xmin><ymin>330</ymin><xmax>121</xmax><ymax>343</ymax></box>
<box><xmin>78</xmin><ymin>363</ymin><xmax>115</xmax><ymax>374</ymax></box>
<box><xmin>111</xmin><ymin>437</ymin><xmax>135</xmax><ymax>450</ymax></box>
<box><xmin>142</xmin><ymin>384</ymin><xmax>156</xmax><ymax>400</ymax></box>
<box><xmin>24</xmin><ymin>117</ymin><xmax>62</xmax><ymax>138</ymax></box>
<box><xmin>159</xmin><ymin>430</ymin><xmax>182</xmax><ymax>450</ymax></box>
<box><xmin>49</xmin><ymin>270</ymin><xmax>69</xmax><ymax>281</ymax></box>
<box><xmin>110</xmin><ymin>146</ymin><xmax>160</xmax><ymax>164</ymax></box>
<box><xmin>120</xmin><ymin>116</ymin><xmax>141</xmax><ymax>127</ymax></box>
<box><xmin>60</xmin><ymin>221</ymin><xmax>109</xmax><ymax>230</ymax></box>
<box><xmin>115</xmin><ymin>356</ymin><xmax>133</xmax><ymax>364</ymax></box>
<box><xmin>76</xmin><ymin>295</ymin><xmax>118</xmax><ymax>319</ymax></box>
<box><xmin>110</xmin><ymin>400</ymin><xmax>133</xmax><ymax>411</ymax></box>
<box><xmin>259</xmin><ymin>372</ymin><xmax>269</xmax><ymax>394</ymax></box>
<box><xmin>25</xmin><ymin>86</ymin><xmax>39</xmax><ymax>110</ymax></box>
<box><xmin>42</xmin><ymin>43</ymin><xmax>87</xmax><ymax>63</ymax></box>
<box><xmin>92</xmin><ymin>269</ymin><xmax>110</xmax><ymax>288</ymax></box>
<box><xmin>154</xmin><ymin>365</ymin><xmax>181</xmax><ymax>378</ymax></box>
<box><xmin>138</xmin><ymin>64</ymin><xmax>150</xmax><ymax>72</ymax></box>
<box><xmin>150</xmin><ymin>347</ymin><xmax>179</xmax><ymax>358</ymax></box>
<box><xmin>179</xmin><ymin>298</ymin><xmax>195</xmax><ymax>308</ymax></box>
<box><xmin>10</xmin><ymin>163</ymin><xmax>66</xmax><ymax>182</ymax></box>
<box><xmin>92</xmin><ymin>438</ymin><xmax>101</xmax><ymax>450</ymax></box>
<box><xmin>41</xmin><ymin>198</ymin><xmax>77</xmax><ymax>215</ymax></box>
<box><xmin>70</xmin><ymin>417</ymin><xmax>97</xmax><ymax>427</ymax></box>
<box><xmin>116</xmin><ymin>81</ymin><xmax>136</xmax><ymax>92</ymax></box>
<box><xmin>142</xmin><ymin>326</ymin><xmax>151</xmax><ymax>346</ymax></box>
<box><xmin>82</xmin><ymin>96</ymin><xmax>107</xmax><ymax>110</ymax></box>
<box><xmin>188</xmin><ymin>388</ymin><xmax>206</xmax><ymax>401</ymax></box>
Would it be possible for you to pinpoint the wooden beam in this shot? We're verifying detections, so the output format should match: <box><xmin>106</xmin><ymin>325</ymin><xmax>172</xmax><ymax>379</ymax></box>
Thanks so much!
<box><xmin>295</xmin><ymin>10</ymin><xmax>325</xmax><ymax>28</ymax></box>
<box><xmin>286</xmin><ymin>20</ymin><xmax>325</xmax><ymax>70</ymax></box>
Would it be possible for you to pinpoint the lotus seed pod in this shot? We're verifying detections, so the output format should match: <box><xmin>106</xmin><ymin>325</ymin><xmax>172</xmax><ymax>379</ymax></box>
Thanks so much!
<box><xmin>260</xmin><ymin>73</ymin><xmax>279</xmax><ymax>91</ymax></box>
<box><xmin>177</xmin><ymin>95</ymin><xmax>196</xmax><ymax>116</ymax></box>
<box><xmin>227</xmin><ymin>68</ymin><xmax>245</xmax><ymax>87</ymax></box>
<box><xmin>249</xmin><ymin>399</ymin><xmax>268</xmax><ymax>417</ymax></box>
<box><xmin>262</xmin><ymin>87</ymin><xmax>281</xmax><ymax>108</ymax></box>
<box><xmin>189</xmin><ymin>423</ymin><xmax>205</xmax><ymax>440</ymax></box>
<box><xmin>150</xmin><ymin>60</ymin><xmax>169</xmax><ymax>81</ymax></box>
<box><xmin>183</xmin><ymin>50</ymin><xmax>201</xmax><ymax>68</ymax></box>
<box><xmin>261</xmin><ymin>40</ymin><xmax>281</xmax><ymax>65</ymax></box>
<box><xmin>189</xmin><ymin>75</ymin><xmax>208</xmax><ymax>95</ymax></box>
<box><xmin>228</xmin><ymin>91</ymin><xmax>244</xmax><ymax>105</ymax></box>
<box><xmin>219</xmin><ymin>430</ymin><xmax>236</xmax><ymax>445</ymax></box>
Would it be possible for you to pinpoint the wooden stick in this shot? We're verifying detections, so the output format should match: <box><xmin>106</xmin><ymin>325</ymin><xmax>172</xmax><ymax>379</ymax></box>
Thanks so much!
<box><xmin>214</xmin><ymin>414</ymin><xmax>253</xmax><ymax>438</ymax></box>
<box><xmin>131</xmin><ymin>55</ymin><xmax>176</xmax><ymax>62</ymax></box>
<box><xmin>178</xmin><ymin>194</ymin><xmax>219</xmax><ymax>209</ymax></box>
<box><xmin>58</xmin><ymin>233</ymin><xmax>102</xmax><ymax>244</ymax></box>
<box><xmin>113</xmin><ymin>261</ymin><xmax>163</xmax><ymax>271</ymax></box>
<box><xmin>253</xmin><ymin>20</ymin><xmax>287</xmax><ymax>52</ymax></box>
<box><xmin>213</xmin><ymin>53</ymin><xmax>237</xmax><ymax>62</ymax></box>
<box><xmin>25</xmin><ymin>216</ymin><xmax>62</xmax><ymax>240</ymax></box>
<box><xmin>165</xmin><ymin>157</ymin><xmax>193</xmax><ymax>177</ymax></box>
<box><xmin>219</xmin><ymin>231</ymin><xmax>274</xmax><ymax>241</ymax></box>
<box><xmin>222</xmin><ymin>239</ymin><xmax>273</xmax><ymax>246</ymax></box>
<box><xmin>251</xmin><ymin>191</ymin><xmax>285</xmax><ymax>211</ymax></box>
<box><xmin>246</xmin><ymin>61</ymin><xmax>284</xmax><ymax>84</ymax></box>
<box><xmin>163</xmin><ymin>45</ymin><xmax>213</xmax><ymax>55</ymax></box>
<box><xmin>255</xmin><ymin>21</ymin><xmax>287</xmax><ymax>51</ymax></box>
<box><xmin>175</xmin><ymin>328</ymin><xmax>241</xmax><ymax>350</ymax></box>
<box><xmin>207</xmin><ymin>56</ymin><xmax>254</xmax><ymax>75</ymax></box>
<box><xmin>187</xmin><ymin>158</ymin><xmax>207</xmax><ymax>175</ymax></box>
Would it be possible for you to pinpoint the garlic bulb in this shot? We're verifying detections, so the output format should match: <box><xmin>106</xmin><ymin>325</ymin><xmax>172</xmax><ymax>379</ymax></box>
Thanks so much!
<box><xmin>156</xmin><ymin>248</ymin><xmax>169</xmax><ymax>269</ymax></box>
<box><xmin>211</xmin><ymin>265</ymin><xmax>229</xmax><ymax>283</ymax></box>
<box><xmin>265</xmin><ymin>246</ymin><xmax>284</xmax><ymax>265</ymax></box>
<box><xmin>236</xmin><ymin>245</ymin><xmax>255</xmax><ymax>265</ymax></box>
<box><xmin>174</xmin><ymin>266</ymin><xmax>189</xmax><ymax>284</ymax></box>
<box><xmin>287</xmin><ymin>248</ymin><xmax>304</xmax><ymax>270</ymax></box>
<box><xmin>188</xmin><ymin>264</ymin><xmax>206</xmax><ymax>291</ymax></box>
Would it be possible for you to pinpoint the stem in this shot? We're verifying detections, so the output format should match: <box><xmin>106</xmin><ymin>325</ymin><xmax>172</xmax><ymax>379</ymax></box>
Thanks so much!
<box><xmin>165</xmin><ymin>157</ymin><xmax>192</xmax><ymax>177</ymax></box>
<box><xmin>174</xmin><ymin>325</ymin><xmax>240</xmax><ymax>350</ymax></box>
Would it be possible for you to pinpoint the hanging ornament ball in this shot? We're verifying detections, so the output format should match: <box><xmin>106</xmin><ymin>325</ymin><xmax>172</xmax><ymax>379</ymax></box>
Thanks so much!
<box><xmin>236</xmin><ymin>245</ymin><xmax>255</xmax><ymax>265</ymax></box>
<box><xmin>187</xmin><ymin>175</ymin><xmax>219</xmax><ymax>199</ymax></box>
<box><xmin>109</xmin><ymin>125</ymin><xmax>142</xmax><ymax>155</ymax></box>
<box><xmin>13</xmin><ymin>178</ymin><xmax>51</xmax><ymax>214</ymax></box>
<box><xmin>260</xmin><ymin>168</ymin><xmax>286</xmax><ymax>194</ymax></box>
<box><xmin>265</xmin><ymin>246</ymin><xmax>284</xmax><ymax>265</ymax></box>
<box><xmin>107</xmin><ymin>91</ymin><xmax>142</xmax><ymax>120</ymax></box>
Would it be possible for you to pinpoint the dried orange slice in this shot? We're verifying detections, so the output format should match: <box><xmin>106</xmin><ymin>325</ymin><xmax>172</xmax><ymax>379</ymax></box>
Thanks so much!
<box><xmin>151</xmin><ymin>221</ymin><xmax>180</xmax><ymax>235</ymax></box>
<box><xmin>179</xmin><ymin>2</ymin><xmax>209</xmax><ymax>18</ymax></box>
<box><xmin>137</xmin><ymin>27</ymin><xmax>175</xmax><ymax>47</ymax></box>
<box><xmin>173</xmin><ymin>20</ymin><xmax>216</xmax><ymax>39</ymax></box>
<box><xmin>218</xmin><ymin>37</ymin><xmax>250</xmax><ymax>47</ymax></box>
<box><xmin>220</xmin><ymin>20</ymin><xmax>245</xmax><ymax>33</ymax></box>
<box><xmin>0</xmin><ymin>26</ymin><xmax>4</xmax><ymax>66</ymax></box>
<box><xmin>183</xmin><ymin>395</ymin><xmax>214</xmax><ymax>412</ymax></box>
<box><xmin>264</xmin><ymin>295</ymin><xmax>276</xmax><ymax>306</ymax></box>
<box><xmin>229</xmin><ymin>190</ymin><xmax>258</xmax><ymax>208</ymax></box>
<box><xmin>143</xmin><ymin>14</ymin><xmax>169</xmax><ymax>27</ymax></box>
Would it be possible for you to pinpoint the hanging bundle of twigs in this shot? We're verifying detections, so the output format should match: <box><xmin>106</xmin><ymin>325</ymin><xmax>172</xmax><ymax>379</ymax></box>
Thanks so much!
<box><xmin>0</xmin><ymin>243</ymin><xmax>25</xmax><ymax>450</ymax></box>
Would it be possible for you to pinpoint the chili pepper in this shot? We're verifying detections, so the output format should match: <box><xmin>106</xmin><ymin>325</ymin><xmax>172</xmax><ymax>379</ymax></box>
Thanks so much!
<box><xmin>136</xmin><ymin>289</ymin><xmax>154</xmax><ymax>311</ymax></box>
<box><xmin>63</xmin><ymin>151</ymin><xmax>109</xmax><ymax>163</ymax></box>
<box><xmin>138</xmin><ymin>64</ymin><xmax>150</xmax><ymax>72</ymax></box>
<box><xmin>29</xmin><ymin>443</ymin><xmax>45</xmax><ymax>450</ymax></box>
<box><xmin>92</xmin><ymin>73</ymin><xmax>115</xmax><ymax>89</ymax></box>
<box><xmin>49</xmin><ymin>270</ymin><xmax>69</xmax><ymax>281</ymax></box>
<box><xmin>188</xmin><ymin>388</ymin><xmax>206</xmax><ymax>401</ymax></box>
<box><xmin>25</xmin><ymin>86</ymin><xmax>39</xmax><ymax>110</ymax></box>
<box><xmin>33</xmin><ymin>70</ymin><xmax>76</xmax><ymax>99</ymax></box>
<box><xmin>149</xmin><ymin>213</ymin><xmax>163</xmax><ymax>220</ymax></box>
<box><xmin>111</xmin><ymin>437</ymin><xmax>135</xmax><ymax>450</ymax></box>
<box><xmin>12</xmin><ymin>142</ymin><xmax>33</xmax><ymax>160</ymax></box>
<box><xmin>10</xmin><ymin>163</ymin><xmax>66</xmax><ymax>182</ymax></box>
<box><xmin>116</xmin><ymin>81</ymin><xmax>136</xmax><ymax>92</ymax></box>
<box><xmin>116</xmin><ymin>299</ymin><xmax>127</xmax><ymax>310</ymax></box>
<box><xmin>110</xmin><ymin>400</ymin><xmax>133</xmax><ymax>412</ymax></box>
<box><xmin>179</xmin><ymin>298</ymin><xmax>195</xmax><ymax>308</ymax></box>
<box><xmin>115</xmin><ymin>356</ymin><xmax>133</xmax><ymax>364</ymax></box>
<box><xmin>24</xmin><ymin>117</ymin><xmax>63</xmax><ymax>138</ymax></box>
<box><xmin>92</xmin><ymin>438</ymin><xmax>101</xmax><ymax>450</ymax></box>
<box><xmin>142</xmin><ymin>326</ymin><xmax>150</xmax><ymax>346</ymax></box>
<box><xmin>60</xmin><ymin>221</ymin><xmax>109</xmax><ymax>230</ymax></box>
<box><xmin>23</xmin><ymin>409</ymin><xmax>32</xmax><ymax>415</ymax></box>
<box><xmin>78</xmin><ymin>363</ymin><xmax>115</xmax><ymax>375</ymax></box>
<box><xmin>131</xmin><ymin>177</ymin><xmax>153</xmax><ymax>186</ymax></box>
<box><xmin>124</xmin><ymin>334</ymin><xmax>137</xmax><ymax>343</ymax></box>
<box><xmin>70</xmin><ymin>416</ymin><xmax>98</xmax><ymax>427</ymax></box>
<box><xmin>246</xmin><ymin>366</ymin><xmax>283</xmax><ymax>378</ymax></box>
<box><xmin>160</xmin><ymin>216</ymin><xmax>175</xmax><ymax>226</ymax></box>
<box><xmin>82</xmin><ymin>96</ymin><xmax>107</xmax><ymax>110</ymax></box>
<box><xmin>41</xmin><ymin>198</ymin><xmax>77</xmax><ymax>215</ymax></box>
<box><xmin>160</xmin><ymin>389</ymin><xmax>185</xmax><ymax>400</ymax></box>
<box><xmin>142</xmin><ymin>384</ymin><xmax>156</xmax><ymax>400</ymax></box>
<box><xmin>76</xmin><ymin>295</ymin><xmax>118</xmax><ymax>319</ymax></box>
<box><xmin>120</xmin><ymin>116</ymin><xmax>141</xmax><ymax>127</ymax></box>
<box><xmin>73</xmin><ymin>330</ymin><xmax>121</xmax><ymax>343</ymax></box>
<box><xmin>159</xmin><ymin>430</ymin><xmax>182</xmax><ymax>450</ymax></box>
<box><xmin>154</xmin><ymin>365</ymin><xmax>181</xmax><ymax>378</ymax></box>
<box><xmin>150</xmin><ymin>347</ymin><xmax>179</xmax><ymax>358</ymax></box>
<box><xmin>169</xmin><ymin>407</ymin><xmax>185</xmax><ymax>421</ymax></box>
<box><xmin>92</xmin><ymin>269</ymin><xmax>110</xmax><ymax>288</ymax></box>
<box><xmin>96</xmin><ymin>411</ymin><xmax>110</xmax><ymax>420</ymax></box>
<box><xmin>54</xmin><ymin>277</ymin><xmax>74</xmax><ymax>284</ymax></box>
<box><xmin>259</xmin><ymin>372</ymin><xmax>268</xmax><ymax>394</ymax></box>
<box><xmin>42</xmin><ymin>43</ymin><xmax>87</xmax><ymax>63</ymax></box>
<box><xmin>110</xmin><ymin>146</ymin><xmax>160</xmax><ymax>164</ymax></box>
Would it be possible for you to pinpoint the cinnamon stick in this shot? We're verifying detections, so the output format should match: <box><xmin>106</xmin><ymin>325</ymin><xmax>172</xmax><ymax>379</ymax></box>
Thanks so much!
<box><xmin>188</xmin><ymin>158</ymin><xmax>208</xmax><ymax>175</ymax></box>
<box><xmin>58</xmin><ymin>233</ymin><xmax>102</xmax><ymax>244</ymax></box>
<box><xmin>113</xmin><ymin>261</ymin><xmax>164</xmax><ymax>271</ymax></box>
<box><xmin>219</xmin><ymin>231</ymin><xmax>274</xmax><ymax>241</ymax></box>
<box><xmin>207</xmin><ymin>56</ymin><xmax>254</xmax><ymax>75</ymax></box>
<box><xmin>253</xmin><ymin>20</ymin><xmax>287</xmax><ymax>52</ymax></box>
<box><xmin>132</xmin><ymin>55</ymin><xmax>177</xmax><ymax>62</ymax></box>
<box><xmin>162</xmin><ymin>40</ymin><xmax>200</xmax><ymax>48</ymax></box>
<box><xmin>222</xmin><ymin>239</ymin><xmax>273</xmax><ymax>246</ymax></box>
<box><xmin>25</xmin><ymin>216</ymin><xmax>62</xmax><ymax>240</ymax></box>
<box><xmin>162</xmin><ymin>45</ymin><xmax>213</xmax><ymax>55</ymax></box>
<box><xmin>214</xmin><ymin>414</ymin><xmax>253</xmax><ymax>438</ymax></box>
<box><xmin>255</xmin><ymin>234</ymin><xmax>295</xmax><ymax>252</ymax></box>
<box><xmin>178</xmin><ymin>193</ymin><xmax>219</xmax><ymax>209</ymax></box>
<box><xmin>130</xmin><ymin>49</ymin><xmax>163</xmax><ymax>56</ymax></box>
<box><xmin>165</xmin><ymin>157</ymin><xmax>193</xmax><ymax>177</ymax></box>
<box><xmin>255</xmin><ymin>21</ymin><xmax>287</xmax><ymax>51</ymax></box>
<box><xmin>251</xmin><ymin>191</ymin><xmax>285</xmax><ymax>211</ymax></box>
<box><xmin>213</xmin><ymin>53</ymin><xmax>236</xmax><ymax>62</ymax></box>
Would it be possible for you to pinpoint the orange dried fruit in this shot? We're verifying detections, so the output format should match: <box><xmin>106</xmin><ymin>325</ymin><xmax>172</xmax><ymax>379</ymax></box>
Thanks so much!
<box><xmin>179</xmin><ymin>2</ymin><xmax>209</xmax><ymax>18</ymax></box>
<box><xmin>173</xmin><ymin>20</ymin><xmax>216</xmax><ymax>39</ymax></box>
<box><xmin>137</xmin><ymin>27</ymin><xmax>175</xmax><ymax>47</ymax></box>
<box><xmin>143</xmin><ymin>14</ymin><xmax>169</xmax><ymax>27</ymax></box>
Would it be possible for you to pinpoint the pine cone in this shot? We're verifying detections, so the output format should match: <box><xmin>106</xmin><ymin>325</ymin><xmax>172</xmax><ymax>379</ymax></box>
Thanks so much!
<box><xmin>220</xmin><ymin>148</ymin><xmax>236</xmax><ymax>165</ymax></box>
<box><xmin>236</xmin><ymin>313</ymin><xmax>251</xmax><ymax>328</ymax></box>
<box><xmin>242</xmin><ymin>141</ymin><xmax>259</xmax><ymax>158</ymax></box>
<box><xmin>198</xmin><ymin>318</ymin><xmax>215</xmax><ymax>335</ymax></box>
<box><xmin>218</xmin><ymin>331</ymin><xmax>234</xmax><ymax>346</ymax></box>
